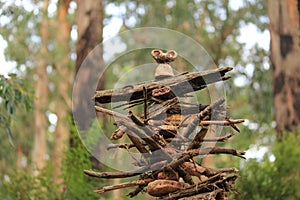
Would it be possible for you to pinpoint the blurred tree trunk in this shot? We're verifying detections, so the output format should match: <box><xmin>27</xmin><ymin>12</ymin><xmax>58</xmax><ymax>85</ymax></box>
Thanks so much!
<box><xmin>268</xmin><ymin>0</ymin><xmax>300</xmax><ymax>135</ymax></box>
<box><xmin>74</xmin><ymin>0</ymin><xmax>111</xmax><ymax>196</ymax></box>
<box><xmin>52</xmin><ymin>0</ymin><xmax>72</xmax><ymax>186</ymax></box>
<box><xmin>74</xmin><ymin>0</ymin><xmax>104</xmax><ymax>130</ymax></box>
<box><xmin>32</xmin><ymin>0</ymin><xmax>49</xmax><ymax>172</ymax></box>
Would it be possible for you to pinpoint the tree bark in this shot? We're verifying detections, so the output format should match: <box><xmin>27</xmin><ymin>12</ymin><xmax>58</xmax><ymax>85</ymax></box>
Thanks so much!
<box><xmin>51</xmin><ymin>0</ymin><xmax>72</xmax><ymax>186</ymax></box>
<box><xmin>32</xmin><ymin>0</ymin><xmax>49</xmax><ymax>172</ymax></box>
<box><xmin>268</xmin><ymin>0</ymin><xmax>300</xmax><ymax>135</ymax></box>
<box><xmin>74</xmin><ymin>0</ymin><xmax>104</xmax><ymax>130</ymax></box>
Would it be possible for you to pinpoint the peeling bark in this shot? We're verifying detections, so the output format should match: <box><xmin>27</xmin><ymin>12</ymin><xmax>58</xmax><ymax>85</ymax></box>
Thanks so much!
<box><xmin>268</xmin><ymin>0</ymin><xmax>300</xmax><ymax>134</ymax></box>
<box><xmin>73</xmin><ymin>0</ymin><xmax>104</xmax><ymax>131</ymax></box>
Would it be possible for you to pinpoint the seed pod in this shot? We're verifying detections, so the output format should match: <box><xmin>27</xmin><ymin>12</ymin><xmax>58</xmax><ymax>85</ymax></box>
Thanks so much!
<box><xmin>147</xmin><ymin>180</ymin><xmax>188</xmax><ymax>197</ymax></box>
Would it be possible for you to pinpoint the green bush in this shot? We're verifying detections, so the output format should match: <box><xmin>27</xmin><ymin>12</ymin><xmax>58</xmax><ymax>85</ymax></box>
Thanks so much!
<box><xmin>235</xmin><ymin>132</ymin><xmax>300</xmax><ymax>200</ymax></box>
<box><xmin>0</xmin><ymin>133</ymin><xmax>102</xmax><ymax>200</ymax></box>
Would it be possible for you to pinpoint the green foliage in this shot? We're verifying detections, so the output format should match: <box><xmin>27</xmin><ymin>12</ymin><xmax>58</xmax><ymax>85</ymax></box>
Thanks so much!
<box><xmin>0</xmin><ymin>132</ymin><xmax>102</xmax><ymax>200</ymax></box>
<box><xmin>61</xmin><ymin>128</ymin><xmax>101</xmax><ymax>200</ymax></box>
<box><xmin>235</xmin><ymin>132</ymin><xmax>300</xmax><ymax>200</ymax></box>
<box><xmin>0</xmin><ymin>73</ymin><xmax>32</xmax><ymax>144</ymax></box>
<box><xmin>0</xmin><ymin>166</ymin><xmax>59</xmax><ymax>200</ymax></box>
<box><xmin>0</xmin><ymin>2</ymin><xmax>38</xmax><ymax>65</ymax></box>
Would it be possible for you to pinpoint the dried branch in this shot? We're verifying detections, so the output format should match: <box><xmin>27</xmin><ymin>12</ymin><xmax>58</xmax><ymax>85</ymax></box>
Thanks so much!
<box><xmin>94</xmin><ymin>67</ymin><xmax>233</xmax><ymax>104</ymax></box>
<box><xmin>203</xmin><ymin>132</ymin><xmax>235</xmax><ymax>142</ymax></box>
<box><xmin>179</xmin><ymin>98</ymin><xmax>225</xmax><ymax>138</ymax></box>
<box><xmin>128</xmin><ymin>186</ymin><xmax>145</xmax><ymax>198</ymax></box>
<box><xmin>165</xmin><ymin>115</ymin><xmax>244</xmax><ymax>127</ymax></box>
<box><xmin>94</xmin><ymin>178</ymin><xmax>154</xmax><ymax>194</ymax></box>
<box><xmin>186</xmin><ymin>147</ymin><xmax>246</xmax><ymax>159</ymax></box>
<box><xmin>111</xmin><ymin>126</ymin><xmax>126</xmax><ymax>140</ymax></box>
<box><xmin>128</xmin><ymin>111</ymin><xmax>145</xmax><ymax>126</ymax></box>
<box><xmin>175</xmin><ymin>165</ymin><xmax>194</xmax><ymax>185</ymax></box>
<box><xmin>143</xmin><ymin>86</ymin><xmax>148</xmax><ymax>122</ymax></box>
<box><xmin>165</xmin><ymin>147</ymin><xmax>245</xmax><ymax>173</ymax></box>
<box><xmin>83</xmin><ymin>169</ymin><xmax>145</xmax><ymax>179</ymax></box>
<box><xmin>107</xmin><ymin>143</ymin><xmax>138</xmax><ymax>150</ymax></box>
<box><xmin>187</xmin><ymin>128</ymin><xmax>208</xmax><ymax>150</ymax></box>
<box><xmin>160</xmin><ymin>174</ymin><xmax>238</xmax><ymax>200</ymax></box>
<box><xmin>87</xmin><ymin>55</ymin><xmax>245</xmax><ymax>199</ymax></box>
<box><xmin>148</xmin><ymin>97</ymin><xmax>179</xmax><ymax>119</ymax></box>
<box><xmin>95</xmin><ymin>105</ymin><xmax>163</xmax><ymax>151</ymax></box>
<box><xmin>126</xmin><ymin>131</ymin><xmax>150</xmax><ymax>154</ymax></box>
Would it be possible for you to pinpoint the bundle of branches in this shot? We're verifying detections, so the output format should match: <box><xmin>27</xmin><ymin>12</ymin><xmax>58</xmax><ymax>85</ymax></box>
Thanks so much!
<box><xmin>85</xmin><ymin>50</ymin><xmax>245</xmax><ymax>199</ymax></box>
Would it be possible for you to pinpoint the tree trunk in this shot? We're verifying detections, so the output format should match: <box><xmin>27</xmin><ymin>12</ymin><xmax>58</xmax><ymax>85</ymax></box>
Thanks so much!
<box><xmin>74</xmin><ymin>0</ymin><xmax>104</xmax><ymax>131</ymax></box>
<box><xmin>32</xmin><ymin>0</ymin><xmax>49</xmax><ymax>172</ymax></box>
<box><xmin>73</xmin><ymin>0</ymin><xmax>108</xmax><ymax>196</ymax></box>
<box><xmin>268</xmin><ymin>0</ymin><xmax>300</xmax><ymax>135</ymax></box>
<box><xmin>52</xmin><ymin>0</ymin><xmax>72</xmax><ymax>186</ymax></box>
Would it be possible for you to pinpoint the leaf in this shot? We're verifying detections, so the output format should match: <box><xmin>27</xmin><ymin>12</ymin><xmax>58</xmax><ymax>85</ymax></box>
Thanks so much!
<box><xmin>6</xmin><ymin>123</ymin><xmax>14</xmax><ymax>147</ymax></box>
<box><xmin>8</xmin><ymin>73</ymin><xmax>17</xmax><ymax>78</ymax></box>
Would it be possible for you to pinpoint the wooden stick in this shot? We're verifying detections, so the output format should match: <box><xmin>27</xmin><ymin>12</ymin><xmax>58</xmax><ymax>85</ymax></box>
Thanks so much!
<box><xmin>163</xmin><ymin>147</ymin><xmax>245</xmax><ymax>174</ymax></box>
<box><xmin>84</xmin><ymin>169</ymin><xmax>145</xmax><ymax>179</ymax></box>
<box><xmin>186</xmin><ymin>147</ymin><xmax>246</xmax><ymax>159</ymax></box>
<box><xmin>126</xmin><ymin>131</ymin><xmax>150</xmax><ymax>154</ymax></box>
<box><xmin>95</xmin><ymin>105</ymin><xmax>164</xmax><ymax>151</ymax></box>
<box><xmin>128</xmin><ymin>111</ymin><xmax>145</xmax><ymax>126</ymax></box>
<box><xmin>160</xmin><ymin>174</ymin><xmax>238</xmax><ymax>200</ymax></box>
<box><xmin>157</xmin><ymin>119</ymin><xmax>244</xmax><ymax>132</ymax></box>
<box><xmin>148</xmin><ymin>97</ymin><xmax>179</xmax><ymax>119</ymax></box>
<box><xmin>128</xmin><ymin>186</ymin><xmax>145</xmax><ymax>198</ymax></box>
<box><xmin>164</xmin><ymin>115</ymin><xmax>244</xmax><ymax>126</ymax></box>
<box><xmin>94</xmin><ymin>178</ymin><xmax>154</xmax><ymax>194</ymax></box>
<box><xmin>179</xmin><ymin>98</ymin><xmax>225</xmax><ymax>138</ymax></box>
<box><xmin>202</xmin><ymin>132</ymin><xmax>235</xmax><ymax>142</ymax></box>
<box><xmin>107</xmin><ymin>143</ymin><xmax>138</xmax><ymax>150</ymax></box>
<box><xmin>175</xmin><ymin>166</ymin><xmax>195</xmax><ymax>185</ymax></box>
<box><xmin>187</xmin><ymin>128</ymin><xmax>208</xmax><ymax>150</ymax></box>
<box><xmin>111</xmin><ymin>126</ymin><xmax>126</xmax><ymax>140</ymax></box>
<box><xmin>94</xmin><ymin>67</ymin><xmax>233</xmax><ymax>103</ymax></box>
<box><xmin>143</xmin><ymin>86</ymin><xmax>148</xmax><ymax>122</ymax></box>
<box><xmin>95</xmin><ymin>105</ymin><xmax>128</xmax><ymax>121</ymax></box>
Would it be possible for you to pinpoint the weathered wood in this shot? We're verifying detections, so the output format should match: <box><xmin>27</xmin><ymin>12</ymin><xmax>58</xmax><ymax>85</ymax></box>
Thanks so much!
<box><xmin>85</xmin><ymin>51</ymin><xmax>245</xmax><ymax>199</ymax></box>
<box><xmin>94</xmin><ymin>67</ymin><xmax>233</xmax><ymax>103</ymax></box>
<box><xmin>83</xmin><ymin>169</ymin><xmax>144</xmax><ymax>179</ymax></box>
<box><xmin>179</xmin><ymin>98</ymin><xmax>225</xmax><ymax>138</ymax></box>
<box><xmin>160</xmin><ymin>174</ymin><xmax>238</xmax><ymax>200</ymax></box>
<box><xmin>94</xmin><ymin>178</ymin><xmax>154</xmax><ymax>194</ymax></box>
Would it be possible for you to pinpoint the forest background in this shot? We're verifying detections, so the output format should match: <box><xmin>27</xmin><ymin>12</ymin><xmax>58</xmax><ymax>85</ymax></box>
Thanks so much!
<box><xmin>0</xmin><ymin>0</ymin><xmax>299</xmax><ymax>199</ymax></box>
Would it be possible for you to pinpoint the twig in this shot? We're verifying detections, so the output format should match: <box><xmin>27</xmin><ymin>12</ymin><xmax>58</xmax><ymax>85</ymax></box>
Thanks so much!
<box><xmin>128</xmin><ymin>186</ymin><xmax>145</xmax><ymax>198</ymax></box>
<box><xmin>107</xmin><ymin>143</ymin><xmax>138</xmax><ymax>150</ymax></box>
<box><xmin>143</xmin><ymin>86</ymin><xmax>148</xmax><ymax>123</ymax></box>
<box><xmin>186</xmin><ymin>147</ymin><xmax>246</xmax><ymax>159</ymax></box>
<box><xmin>128</xmin><ymin>111</ymin><xmax>145</xmax><ymax>126</ymax></box>
<box><xmin>175</xmin><ymin>166</ymin><xmax>194</xmax><ymax>185</ymax></box>
<box><xmin>179</xmin><ymin>98</ymin><xmax>225</xmax><ymax>138</ymax></box>
<box><xmin>126</xmin><ymin>131</ymin><xmax>150</xmax><ymax>154</ymax></box>
<box><xmin>164</xmin><ymin>147</ymin><xmax>245</xmax><ymax>174</ymax></box>
<box><xmin>111</xmin><ymin>126</ymin><xmax>126</xmax><ymax>140</ymax></box>
<box><xmin>94</xmin><ymin>178</ymin><xmax>154</xmax><ymax>194</ymax></box>
<box><xmin>202</xmin><ymin>132</ymin><xmax>235</xmax><ymax>142</ymax></box>
<box><xmin>160</xmin><ymin>173</ymin><xmax>238</xmax><ymax>200</ymax></box>
<box><xmin>148</xmin><ymin>97</ymin><xmax>179</xmax><ymax>119</ymax></box>
<box><xmin>187</xmin><ymin>128</ymin><xmax>208</xmax><ymax>150</ymax></box>
<box><xmin>84</xmin><ymin>169</ymin><xmax>145</xmax><ymax>179</ymax></box>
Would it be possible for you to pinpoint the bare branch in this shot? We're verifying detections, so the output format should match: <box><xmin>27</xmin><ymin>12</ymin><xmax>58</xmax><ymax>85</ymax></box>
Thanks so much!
<box><xmin>94</xmin><ymin>179</ymin><xmax>154</xmax><ymax>194</ymax></box>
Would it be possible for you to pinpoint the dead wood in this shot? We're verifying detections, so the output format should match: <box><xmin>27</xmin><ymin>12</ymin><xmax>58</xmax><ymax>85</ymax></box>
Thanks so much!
<box><xmin>94</xmin><ymin>67</ymin><xmax>233</xmax><ymax>103</ymax></box>
<box><xmin>85</xmin><ymin>50</ymin><xmax>246</xmax><ymax>199</ymax></box>
<box><xmin>94</xmin><ymin>178</ymin><xmax>154</xmax><ymax>194</ymax></box>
